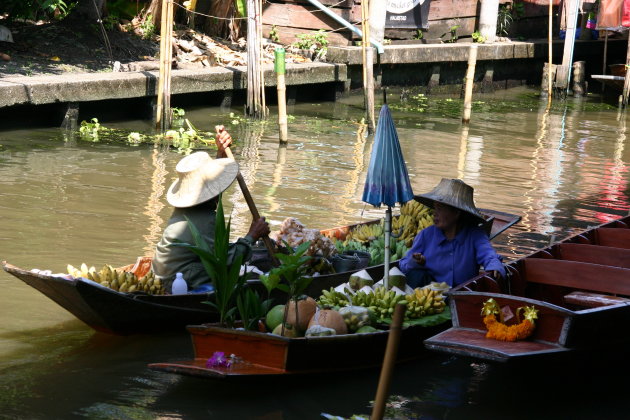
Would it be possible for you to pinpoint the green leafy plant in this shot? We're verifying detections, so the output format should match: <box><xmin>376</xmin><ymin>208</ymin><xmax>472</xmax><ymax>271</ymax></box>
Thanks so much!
<box><xmin>260</xmin><ymin>241</ymin><xmax>313</xmax><ymax>332</ymax></box>
<box><xmin>269</xmin><ymin>25</ymin><xmax>280</xmax><ymax>43</ymax></box>
<box><xmin>472</xmin><ymin>31</ymin><xmax>486</xmax><ymax>43</ymax></box>
<box><xmin>441</xmin><ymin>25</ymin><xmax>460</xmax><ymax>43</ymax></box>
<box><xmin>140</xmin><ymin>14</ymin><xmax>156</xmax><ymax>40</ymax></box>
<box><xmin>413</xmin><ymin>29</ymin><xmax>424</xmax><ymax>40</ymax></box>
<box><xmin>79</xmin><ymin>118</ymin><xmax>106</xmax><ymax>141</ymax></box>
<box><xmin>497</xmin><ymin>4</ymin><xmax>513</xmax><ymax>37</ymax></box>
<box><xmin>292</xmin><ymin>30</ymin><xmax>329</xmax><ymax>59</ymax></box>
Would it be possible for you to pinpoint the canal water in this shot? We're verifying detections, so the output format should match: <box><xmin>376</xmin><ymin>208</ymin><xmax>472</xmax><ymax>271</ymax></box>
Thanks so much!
<box><xmin>0</xmin><ymin>87</ymin><xmax>628</xmax><ymax>419</ymax></box>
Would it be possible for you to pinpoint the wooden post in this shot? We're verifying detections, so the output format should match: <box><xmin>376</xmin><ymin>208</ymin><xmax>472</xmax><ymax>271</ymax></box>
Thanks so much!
<box><xmin>557</xmin><ymin>0</ymin><xmax>580</xmax><ymax>92</ymax></box>
<box><xmin>362</xmin><ymin>0</ymin><xmax>375</xmax><ymax>134</ymax></box>
<box><xmin>371</xmin><ymin>303</ymin><xmax>406</xmax><ymax>420</ymax></box>
<box><xmin>156</xmin><ymin>0</ymin><xmax>173</xmax><ymax>131</ymax></box>
<box><xmin>275</xmin><ymin>48</ymin><xmax>288</xmax><ymax>143</ymax></box>
<box><xmin>462</xmin><ymin>44</ymin><xmax>478</xmax><ymax>124</ymax></box>
<box><xmin>622</xmin><ymin>34</ymin><xmax>630</xmax><ymax>106</ymax></box>
<box><xmin>479</xmin><ymin>0</ymin><xmax>499</xmax><ymax>43</ymax></box>
<box><xmin>246</xmin><ymin>0</ymin><xmax>266</xmax><ymax>118</ymax></box>
<box><xmin>572</xmin><ymin>61</ymin><xmax>586</xmax><ymax>97</ymax></box>
<box><xmin>602</xmin><ymin>30</ymin><xmax>609</xmax><ymax>93</ymax></box>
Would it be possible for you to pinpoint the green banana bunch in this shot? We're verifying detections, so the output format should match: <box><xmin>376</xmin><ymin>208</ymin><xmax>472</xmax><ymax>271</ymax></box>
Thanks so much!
<box><xmin>317</xmin><ymin>287</ymin><xmax>350</xmax><ymax>308</ymax></box>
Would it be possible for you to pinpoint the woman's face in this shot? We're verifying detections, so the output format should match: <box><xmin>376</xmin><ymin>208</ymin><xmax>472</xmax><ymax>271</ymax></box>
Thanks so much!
<box><xmin>433</xmin><ymin>202</ymin><xmax>460</xmax><ymax>231</ymax></box>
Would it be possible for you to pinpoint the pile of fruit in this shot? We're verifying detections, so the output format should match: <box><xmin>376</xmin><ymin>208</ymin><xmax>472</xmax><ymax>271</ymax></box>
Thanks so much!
<box><xmin>335</xmin><ymin>199</ymin><xmax>434</xmax><ymax>264</ymax></box>
<box><xmin>317</xmin><ymin>285</ymin><xmax>446</xmax><ymax>323</ymax></box>
<box><xmin>67</xmin><ymin>263</ymin><xmax>165</xmax><ymax>295</ymax></box>
<box><xmin>271</xmin><ymin>217</ymin><xmax>337</xmax><ymax>258</ymax></box>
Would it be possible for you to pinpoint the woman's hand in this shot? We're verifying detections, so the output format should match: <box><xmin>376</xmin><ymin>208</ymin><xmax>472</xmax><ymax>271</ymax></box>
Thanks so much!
<box><xmin>412</xmin><ymin>252</ymin><xmax>426</xmax><ymax>266</ymax></box>
<box><xmin>214</xmin><ymin>125</ymin><xmax>232</xmax><ymax>158</ymax></box>
<box><xmin>247</xmin><ymin>217</ymin><xmax>270</xmax><ymax>241</ymax></box>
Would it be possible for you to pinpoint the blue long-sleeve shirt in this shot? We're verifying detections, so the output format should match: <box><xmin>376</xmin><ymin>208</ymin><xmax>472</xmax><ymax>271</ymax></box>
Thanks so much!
<box><xmin>398</xmin><ymin>224</ymin><xmax>505</xmax><ymax>288</ymax></box>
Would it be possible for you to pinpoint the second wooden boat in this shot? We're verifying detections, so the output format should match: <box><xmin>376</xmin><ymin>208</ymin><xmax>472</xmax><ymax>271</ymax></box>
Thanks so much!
<box><xmin>424</xmin><ymin>215</ymin><xmax>630</xmax><ymax>363</ymax></box>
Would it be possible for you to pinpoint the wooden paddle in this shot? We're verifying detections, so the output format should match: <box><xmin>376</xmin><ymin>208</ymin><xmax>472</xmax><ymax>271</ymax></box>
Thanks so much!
<box><xmin>216</xmin><ymin>126</ymin><xmax>279</xmax><ymax>266</ymax></box>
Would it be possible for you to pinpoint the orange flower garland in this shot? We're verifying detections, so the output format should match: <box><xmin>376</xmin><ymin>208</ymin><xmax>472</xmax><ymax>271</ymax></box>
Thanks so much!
<box><xmin>481</xmin><ymin>298</ymin><xmax>539</xmax><ymax>342</ymax></box>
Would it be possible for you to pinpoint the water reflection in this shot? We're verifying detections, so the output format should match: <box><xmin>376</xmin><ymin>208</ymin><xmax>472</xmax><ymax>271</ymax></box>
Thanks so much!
<box><xmin>0</xmin><ymin>88</ymin><xmax>629</xmax><ymax>418</ymax></box>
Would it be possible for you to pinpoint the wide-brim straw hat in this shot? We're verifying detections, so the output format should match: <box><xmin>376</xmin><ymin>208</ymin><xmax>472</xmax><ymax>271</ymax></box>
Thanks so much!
<box><xmin>166</xmin><ymin>151</ymin><xmax>239</xmax><ymax>208</ymax></box>
<box><xmin>414</xmin><ymin>178</ymin><xmax>485</xmax><ymax>224</ymax></box>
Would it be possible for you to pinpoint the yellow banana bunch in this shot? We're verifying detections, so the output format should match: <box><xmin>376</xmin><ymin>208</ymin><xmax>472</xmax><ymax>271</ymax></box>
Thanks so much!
<box><xmin>404</xmin><ymin>287</ymin><xmax>446</xmax><ymax>319</ymax></box>
<box><xmin>67</xmin><ymin>263</ymin><xmax>165</xmax><ymax>295</ymax></box>
<box><xmin>347</xmin><ymin>222</ymin><xmax>384</xmax><ymax>243</ymax></box>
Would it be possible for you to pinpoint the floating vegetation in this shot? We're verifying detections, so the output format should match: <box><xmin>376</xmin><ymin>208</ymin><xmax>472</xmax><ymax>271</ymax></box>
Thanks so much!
<box><xmin>77</xmin><ymin>111</ymin><xmax>219</xmax><ymax>154</ymax></box>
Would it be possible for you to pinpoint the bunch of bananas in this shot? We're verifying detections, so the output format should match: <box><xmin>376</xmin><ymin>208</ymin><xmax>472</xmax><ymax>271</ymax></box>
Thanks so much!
<box><xmin>404</xmin><ymin>287</ymin><xmax>446</xmax><ymax>319</ymax></box>
<box><xmin>351</xmin><ymin>286</ymin><xmax>407</xmax><ymax>320</ymax></box>
<box><xmin>318</xmin><ymin>287</ymin><xmax>351</xmax><ymax>308</ymax></box>
<box><xmin>345</xmin><ymin>222</ymin><xmax>384</xmax><ymax>243</ymax></box>
<box><xmin>67</xmin><ymin>263</ymin><xmax>165</xmax><ymax>295</ymax></box>
<box><xmin>393</xmin><ymin>200</ymin><xmax>435</xmax><ymax>246</ymax></box>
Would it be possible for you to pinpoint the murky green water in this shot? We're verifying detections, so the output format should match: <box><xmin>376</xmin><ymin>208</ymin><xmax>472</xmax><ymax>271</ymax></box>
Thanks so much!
<box><xmin>0</xmin><ymin>87</ymin><xmax>629</xmax><ymax>419</ymax></box>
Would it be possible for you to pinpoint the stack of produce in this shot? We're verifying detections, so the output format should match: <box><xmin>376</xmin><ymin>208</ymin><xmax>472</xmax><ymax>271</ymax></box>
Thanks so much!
<box><xmin>271</xmin><ymin>217</ymin><xmax>337</xmax><ymax>258</ymax></box>
<box><xmin>393</xmin><ymin>200</ymin><xmax>434</xmax><ymax>247</ymax></box>
<box><xmin>67</xmin><ymin>263</ymin><xmax>165</xmax><ymax>295</ymax></box>
<box><xmin>317</xmin><ymin>285</ymin><xmax>447</xmax><ymax>323</ymax></box>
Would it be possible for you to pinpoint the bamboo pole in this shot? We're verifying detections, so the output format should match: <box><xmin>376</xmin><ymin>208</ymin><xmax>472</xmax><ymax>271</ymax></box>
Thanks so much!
<box><xmin>275</xmin><ymin>48</ymin><xmax>288</xmax><ymax>143</ymax></box>
<box><xmin>155</xmin><ymin>0</ymin><xmax>168</xmax><ymax>131</ymax></box>
<box><xmin>557</xmin><ymin>0</ymin><xmax>579</xmax><ymax>93</ymax></box>
<box><xmin>462</xmin><ymin>44</ymin><xmax>478</xmax><ymax>124</ymax></box>
<box><xmin>364</xmin><ymin>0</ymin><xmax>375</xmax><ymax>134</ymax></box>
<box><xmin>371</xmin><ymin>303</ymin><xmax>406</xmax><ymax>420</ymax></box>
<box><xmin>164</xmin><ymin>0</ymin><xmax>173</xmax><ymax>127</ymax></box>
<box><xmin>602</xmin><ymin>30</ymin><xmax>608</xmax><ymax>94</ymax></box>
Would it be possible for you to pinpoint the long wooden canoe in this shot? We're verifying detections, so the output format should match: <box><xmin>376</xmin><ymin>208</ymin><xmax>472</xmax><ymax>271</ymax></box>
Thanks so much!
<box><xmin>424</xmin><ymin>215</ymin><xmax>630</xmax><ymax>363</ymax></box>
<box><xmin>3</xmin><ymin>209</ymin><xmax>520</xmax><ymax>335</ymax></box>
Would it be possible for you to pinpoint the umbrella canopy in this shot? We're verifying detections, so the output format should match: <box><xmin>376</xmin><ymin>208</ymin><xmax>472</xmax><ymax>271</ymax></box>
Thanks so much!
<box><xmin>362</xmin><ymin>105</ymin><xmax>414</xmax><ymax>207</ymax></box>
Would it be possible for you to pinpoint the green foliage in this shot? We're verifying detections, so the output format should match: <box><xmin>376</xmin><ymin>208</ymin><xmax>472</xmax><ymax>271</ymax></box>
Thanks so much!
<box><xmin>1</xmin><ymin>0</ymin><xmax>77</xmax><ymax>21</ymax></box>
<box><xmin>234</xmin><ymin>0</ymin><xmax>247</xmax><ymax>18</ymax></box>
<box><xmin>497</xmin><ymin>4</ymin><xmax>514</xmax><ymax>37</ymax></box>
<box><xmin>269</xmin><ymin>25</ymin><xmax>280</xmax><ymax>43</ymax></box>
<box><xmin>79</xmin><ymin>118</ymin><xmax>107</xmax><ymax>141</ymax></box>
<box><xmin>441</xmin><ymin>25</ymin><xmax>459</xmax><ymax>43</ymax></box>
<box><xmin>413</xmin><ymin>29</ymin><xmax>424</xmax><ymax>40</ymax></box>
<box><xmin>292</xmin><ymin>30</ymin><xmax>328</xmax><ymax>59</ymax></box>
<box><xmin>260</xmin><ymin>241</ymin><xmax>313</xmax><ymax>308</ymax></box>
<box><xmin>472</xmin><ymin>31</ymin><xmax>486</xmax><ymax>43</ymax></box>
<box><xmin>139</xmin><ymin>14</ymin><xmax>156</xmax><ymax>40</ymax></box>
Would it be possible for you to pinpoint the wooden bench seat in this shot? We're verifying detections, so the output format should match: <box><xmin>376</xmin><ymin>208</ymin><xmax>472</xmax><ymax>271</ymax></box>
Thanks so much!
<box><xmin>564</xmin><ymin>291</ymin><xmax>630</xmax><ymax>308</ymax></box>
<box><xmin>595</xmin><ymin>228</ymin><xmax>630</xmax><ymax>249</ymax></box>
<box><xmin>523</xmin><ymin>259</ymin><xmax>630</xmax><ymax>296</ymax></box>
<box><xmin>555</xmin><ymin>243</ymin><xmax>630</xmax><ymax>269</ymax></box>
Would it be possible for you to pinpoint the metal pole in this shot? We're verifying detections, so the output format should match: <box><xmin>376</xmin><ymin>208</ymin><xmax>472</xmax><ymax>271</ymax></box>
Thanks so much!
<box><xmin>462</xmin><ymin>44</ymin><xmax>478</xmax><ymax>124</ymax></box>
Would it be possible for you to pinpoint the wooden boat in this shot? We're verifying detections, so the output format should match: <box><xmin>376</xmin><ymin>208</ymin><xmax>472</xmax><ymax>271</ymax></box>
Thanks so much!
<box><xmin>424</xmin><ymin>215</ymin><xmax>630</xmax><ymax>363</ymax></box>
<box><xmin>3</xmin><ymin>209</ymin><xmax>520</xmax><ymax>335</ymax></box>
<box><xmin>148</xmin><ymin>316</ymin><xmax>449</xmax><ymax>379</ymax></box>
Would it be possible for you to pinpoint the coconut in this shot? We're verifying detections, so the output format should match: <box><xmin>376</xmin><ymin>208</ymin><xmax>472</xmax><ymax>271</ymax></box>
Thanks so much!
<box><xmin>387</xmin><ymin>267</ymin><xmax>407</xmax><ymax>289</ymax></box>
<box><xmin>348</xmin><ymin>269</ymin><xmax>374</xmax><ymax>291</ymax></box>
<box><xmin>286</xmin><ymin>296</ymin><xmax>317</xmax><ymax>331</ymax></box>
<box><xmin>307</xmin><ymin>309</ymin><xmax>348</xmax><ymax>335</ymax></box>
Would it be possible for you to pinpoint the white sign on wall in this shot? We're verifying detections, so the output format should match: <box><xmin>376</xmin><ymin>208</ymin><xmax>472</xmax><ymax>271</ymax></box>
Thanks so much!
<box><xmin>385</xmin><ymin>0</ymin><xmax>431</xmax><ymax>29</ymax></box>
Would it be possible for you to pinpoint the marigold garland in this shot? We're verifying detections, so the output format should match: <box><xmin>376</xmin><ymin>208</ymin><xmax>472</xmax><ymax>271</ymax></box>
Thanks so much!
<box><xmin>480</xmin><ymin>298</ymin><xmax>539</xmax><ymax>342</ymax></box>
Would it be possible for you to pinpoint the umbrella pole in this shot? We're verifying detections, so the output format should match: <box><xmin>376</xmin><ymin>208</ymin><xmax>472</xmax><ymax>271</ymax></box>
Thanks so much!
<box><xmin>384</xmin><ymin>206</ymin><xmax>391</xmax><ymax>289</ymax></box>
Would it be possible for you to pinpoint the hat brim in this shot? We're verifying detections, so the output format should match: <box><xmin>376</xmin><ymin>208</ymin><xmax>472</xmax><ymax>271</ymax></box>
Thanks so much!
<box><xmin>413</xmin><ymin>193</ymin><xmax>486</xmax><ymax>224</ymax></box>
<box><xmin>167</xmin><ymin>158</ymin><xmax>239</xmax><ymax>208</ymax></box>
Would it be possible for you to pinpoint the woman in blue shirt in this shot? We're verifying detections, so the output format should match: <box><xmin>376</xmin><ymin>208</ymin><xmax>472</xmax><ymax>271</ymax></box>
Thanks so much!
<box><xmin>399</xmin><ymin>178</ymin><xmax>505</xmax><ymax>288</ymax></box>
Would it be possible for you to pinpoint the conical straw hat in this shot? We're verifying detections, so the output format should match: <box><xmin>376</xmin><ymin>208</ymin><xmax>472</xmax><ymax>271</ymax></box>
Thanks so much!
<box><xmin>166</xmin><ymin>151</ymin><xmax>238</xmax><ymax>208</ymax></box>
<box><xmin>414</xmin><ymin>178</ymin><xmax>484</xmax><ymax>223</ymax></box>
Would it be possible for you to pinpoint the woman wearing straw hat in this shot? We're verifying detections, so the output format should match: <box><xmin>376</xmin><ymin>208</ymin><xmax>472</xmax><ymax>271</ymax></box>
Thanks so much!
<box><xmin>399</xmin><ymin>178</ymin><xmax>505</xmax><ymax>288</ymax></box>
<box><xmin>152</xmin><ymin>127</ymin><xmax>270</xmax><ymax>293</ymax></box>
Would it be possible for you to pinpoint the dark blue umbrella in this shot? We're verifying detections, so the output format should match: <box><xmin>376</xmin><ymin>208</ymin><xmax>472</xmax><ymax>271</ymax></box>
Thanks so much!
<box><xmin>362</xmin><ymin>104</ymin><xmax>414</xmax><ymax>287</ymax></box>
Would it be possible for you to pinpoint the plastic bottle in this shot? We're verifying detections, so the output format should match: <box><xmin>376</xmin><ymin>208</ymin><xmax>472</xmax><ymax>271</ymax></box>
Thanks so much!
<box><xmin>171</xmin><ymin>272</ymin><xmax>188</xmax><ymax>295</ymax></box>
